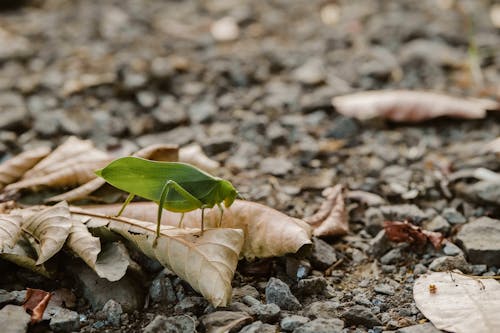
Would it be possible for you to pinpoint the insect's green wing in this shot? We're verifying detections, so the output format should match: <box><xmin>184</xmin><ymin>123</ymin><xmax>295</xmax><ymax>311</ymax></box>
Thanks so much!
<box><xmin>95</xmin><ymin>157</ymin><xmax>219</xmax><ymax>212</ymax></box>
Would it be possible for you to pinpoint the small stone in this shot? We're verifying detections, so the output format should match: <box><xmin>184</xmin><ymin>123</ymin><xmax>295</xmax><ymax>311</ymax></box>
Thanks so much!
<box><xmin>0</xmin><ymin>290</ymin><xmax>25</xmax><ymax>306</ymax></box>
<box><xmin>45</xmin><ymin>306</ymin><xmax>80</xmax><ymax>332</ymax></box>
<box><xmin>456</xmin><ymin>217</ymin><xmax>500</xmax><ymax>266</ymax></box>
<box><xmin>442</xmin><ymin>208</ymin><xmax>466</xmax><ymax>224</ymax></box>
<box><xmin>396</xmin><ymin>322</ymin><xmax>442</xmax><ymax>333</ymax></box>
<box><xmin>242</xmin><ymin>296</ymin><xmax>280</xmax><ymax>323</ymax></box>
<box><xmin>259</xmin><ymin>157</ymin><xmax>293</xmax><ymax>176</ymax></box>
<box><xmin>424</xmin><ymin>216</ymin><xmax>450</xmax><ymax>233</ymax></box>
<box><xmin>174</xmin><ymin>296</ymin><xmax>207</xmax><ymax>315</ymax></box>
<box><xmin>413</xmin><ymin>264</ymin><xmax>427</xmax><ymax>275</ymax></box>
<box><xmin>149</xmin><ymin>269</ymin><xmax>177</xmax><ymax>305</ymax></box>
<box><xmin>292</xmin><ymin>318</ymin><xmax>344</xmax><ymax>333</ymax></box>
<box><xmin>0</xmin><ymin>28</ymin><xmax>32</xmax><ymax>61</ymax></box>
<box><xmin>265</xmin><ymin>277</ymin><xmax>301</xmax><ymax>311</ymax></box>
<box><xmin>286</xmin><ymin>257</ymin><xmax>311</xmax><ymax>281</ymax></box>
<box><xmin>143</xmin><ymin>315</ymin><xmax>196</xmax><ymax>333</ymax></box>
<box><xmin>292</xmin><ymin>58</ymin><xmax>325</xmax><ymax>85</ymax></box>
<box><xmin>429</xmin><ymin>254</ymin><xmax>471</xmax><ymax>273</ymax></box>
<box><xmin>471</xmin><ymin>264</ymin><xmax>488</xmax><ymax>275</ymax></box>
<box><xmin>202</xmin><ymin>136</ymin><xmax>234</xmax><ymax>155</ymax></box>
<box><xmin>0</xmin><ymin>305</ymin><xmax>30</xmax><ymax>333</ymax></box>
<box><xmin>232</xmin><ymin>285</ymin><xmax>260</xmax><ymax>301</ymax></box>
<box><xmin>380</xmin><ymin>205</ymin><xmax>427</xmax><ymax>223</ymax></box>
<box><xmin>239</xmin><ymin>321</ymin><xmax>277</xmax><ymax>333</ymax></box>
<box><xmin>296</xmin><ymin>277</ymin><xmax>328</xmax><ymax>296</ymax></box>
<box><xmin>380</xmin><ymin>248</ymin><xmax>402</xmax><ymax>265</ymax></box>
<box><xmin>309</xmin><ymin>237</ymin><xmax>337</xmax><ymax>270</ymax></box>
<box><xmin>102</xmin><ymin>300</ymin><xmax>122</xmax><ymax>327</ymax></box>
<box><xmin>326</xmin><ymin>116</ymin><xmax>360</xmax><ymax>139</ymax></box>
<box><xmin>374</xmin><ymin>284</ymin><xmax>395</xmax><ymax>296</ymax></box>
<box><xmin>370</xmin><ymin>230</ymin><xmax>392</xmax><ymax>257</ymax></box>
<box><xmin>152</xmin><ymin>96</ymin><xmax>187</xmax><ymax>127</ymax></box>
<box><xmin>188</xmin><ymin>99</ymin><xmax>217</xmax><ymax>124</ymax></box>
<box><xmin>0</xmin><ymin>92</ymin><xmax>28</xmax><ymax>130</ymax></box>
<box><xmin>211</xmin><ymin>17</ymin><xmax>239</xmax><ymax>42</ymax></box>
<box><xmin>341</xmin><ymin>305</ymin><xmax>382</xmax><ymax>328</ymax></box>
<box><xmin>200</xmin><ymin>311</ymin><xmax>252</xmax><ymax>333</ymax></box>
<box><xmin>442</xmin><ymin>241</ymin><xmax>463</xmax><ymax>256</ymax></box>
<box><xmin>303</xmin><ymin>301</ymin><xmax>340</xmax><ymax>319</ymax></box>
<box><xmin>280</xmin><ymin>315</ymin><xmax>310</xmax><ymax>331</ymax></box>
<box><xmin>137</xmin><ymin>127</ymin><xmax>194</xmax><ymax>147</ymax></box>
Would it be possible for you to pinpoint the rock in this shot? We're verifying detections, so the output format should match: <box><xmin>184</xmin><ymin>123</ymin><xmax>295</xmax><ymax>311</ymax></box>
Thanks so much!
<box><xmin>429</xmin><ymin>254</ymin><xmax>471</xmax><ymax>273</ymax></box>
<box><xmin>374</xmin><ymin>284</ymin><xmax>395</xmax><ymax>296</ymax></box>
<box><xmin>152</xmin><ymin>96</ymin><xmax>187</xmax><ymax>127</ymax></box>
<box><xmin>280</xmin><ymin>315</ymin><xmax>310</xmax><ymax>331</ymax></box>
<box><xmin>265</xmin><ymin>278</ymin><xmax>301</xmax><ymax>311</ymax></box>
<box><xmin>0</xmin><ymin>28</ymin><xmax>32</xmax><ymax>61</ymax></box>
<box><xmin>202</xmin><ymin>135</ymin><xmax>234</xmax><ymax>155</ymax></box>
<box><xmin>0</xmin><ymin>93</ymin><xmax>28</xmax><ymax>130</ymax></box>
<box><xmin>102</xmin><ymin>299</ymin><xmax>122</xmax><ymax>327</ymax></box>
<box><xmin>239</xmin><ymin>321</ymin><xmax>277</xmax><ymax>333</ymax></box>
<box><xmin>380</xmin><ymin>248</ymin><xmax>402</xmax><ymax>265</ymax></box>
<box><xmin>242</xmin><ymin>295</ymin><xmax>280</xmax><ymax>323</ymax></box>
<box><xmin>309</xmin><ymin>237</ymin><xmax>337</xmax><ymax>270</ymax></box>
<box><xmin>296</xmin><ymin>277</ymin><xmax>328</xmax><ymax>296</ymax></box>
<box><xmin>149</xmin><ymin>269</ymin><xmax>177</xmax><ymax>305</ymax></box>
<box><xmin>442</xmin><ymin>241</ymin><xmax>463</xmax><ymax>256</ymax></box>
<box><xmin>303</xmin><ymin>301</ymin><xmax>340</xmax><ymax>319</ymax></box>
<box><xmin>285</xmin><ymin>257</ymin><xmax>311</xmax><ymax>281</ymax></box>
<box><xmin>441</xmin><ymin>208</ymin><xmax>466</xmax><ymax>224</ymax></box>
<box><xmin>188</xmin><ymin>99</ymin><xmax>217</xmax><ymax>124</ymax></box>
<box><xmin>0</xmin><ymin>290</ymin><xmax>25</xmax><ymax>306</ymax></box>
<box><xmin>137</xmin><ymin>127</ymin><xmax>194</xmax><ymax>147</ymax></box>
<box><xmin>399</xmin><ymin>39</ymin><xmax>464</xmax><ymax>68</ymax></box>
<box><xmin>326</xmin><ymin>116</ymin><xmax>360</xmax><ymax>139</ymax></box>
<box><xmin>200</xmin><ymin>311</ymin><xmax>252</xmax><ymax>333</ymax></box>
<box><xmin>136</xmin><ymin>91</ymin><xmax>157</xmax><ymax>108</ymax></box>
<box><xmin>413</xmin><ymin>264</ymin><xmax>427</xmax><ymax>275</ymax></box>
<box><xmin>456</xmin><ymin>217</ymin><xmax>500</xmax><ymax>266</ymax></box>
<box><xmin>143</xmin><ymin>315</ymin><xmax>196</xmax><ymax>333</ymax></box>
<box><xmin>211</xmin><ymin>17</ymin><xmax>239</xmax><ymax>42</ymax></box>
<box><xmin>74</xmin><ymin>264</ymin><xmax>144</xmax><ymax>312</ymax></box>
<box><xmin>423</xmin><ymin>216</ymin><xmax>450</xmax><ymax>233</ymax></box>
<box><xmin>0</xmin><ymin>305</ymin><xmax>30</xmax><ymax>333</ymax></box>
<box><xmin>380</xmin><ymin>204</ymin><xmax>427</xmax><ymax>223</ymax></box>
<box><xmin>292</xmin><ymin>58</ymin><xmax>325</xmax><ymax>85</ymax></box>
<box><xmin>341</xmin><ymin>305</ymin><xmax>382</xmax><ymax>328</ymax></box>
<box><xmin>370</xmin><ymin>230</ymin><xmax>392</xmax><ymax>257</ymax></box>
<box><xmin>292</xmin><ymin>318</ymin><xmax>344</xmax><ymax>333</ymax></box>
<box><xmin>396</xmin><ymin>322</ymin><xmax>442</xmax><ymax>333</ymax></box>
<box><xmin>364</xmin><ymin>207</ymin><xmax>385</xmax><ymax>236</ymax></box>
<box><xmin>174</xmin><ymin>296</ymin><xmax>207</xmax><ymax>315</ymax></box>
<box><xmin>45</xmin><ymin>306</ymin><xmax>80</xmax><ymax>332</ymax></box>
<box><xmin>259</xmin><ymin>157</ymin><xmax>293</xmax><ymax>176</ymax></box>
<box><xmin>226</xmin><ymin>142</ymin><xmax>260</xmax><ymax>170</ymax></box>
<box><xmin>232</xmin><ymin>285</ymin><xmax>260</xmax><ymax>301</ymax></box>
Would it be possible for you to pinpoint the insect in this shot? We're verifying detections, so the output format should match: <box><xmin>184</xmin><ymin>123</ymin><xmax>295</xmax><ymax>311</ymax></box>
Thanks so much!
<box><xmin>95</xmin><ymin>157</ymin><xmax>239</xmax><ymax>242</ymax></box>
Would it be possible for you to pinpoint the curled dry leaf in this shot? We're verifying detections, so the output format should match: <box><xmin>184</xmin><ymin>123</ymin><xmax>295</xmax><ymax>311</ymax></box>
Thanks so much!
<box><xmin>79</xmin><ymin>200</ymin><xmax>312</xmax><ymax>260</ymax></box>
<box><xmin>23</xmin><ymin>288</ymin><xmax>51</xmax><ymax>324</ymax></box>
<box><xmin>383</xmin><ymin>220</ymin><xmax>444</xmax><ymax>249</ymax></box>
<box><xmin>0</xmin><ymin>239</ymin><xmax>52</xmax><ymax>277</ymax></box>
<box><xmin>0</xmin><ymin>146</ymin><xmax>51</xmax><ymax>190</ymax></box>
<box><xmin>19</xmin><ymin>202</ymin><xmax>72</xmax><ymax>265</ymax></box>
<box><xmin>333</xmin><ymin>90</ymin><xmax>499</xmax><ymax>122</ymax></box>
<box><xmin>66</xmin><ymin>219</ymin><xmax>129</xmax><ymax>281</ymax></box>
<box><xmin>70</xmin><ymin>208</ymin><xmax>244</xmax><ymax>307</ymax></box>
<box><xmin>414</xmin><ymin>272</ymin><xmax>500</xmax><ymax>333</ymax></box>
<box><xmin>0</xmin><ymin>214</ymin><xmax>22</xmax><ymax>250</ymax></box>
<box><xmin>179</xmin><ymin>144</ymin><xmax>220</xmax><ymax>171</ymax></box>
<box><xmin>304</xmin><ymin>185</ymin><xmax>349</xmax><ymax>237</ymax></box>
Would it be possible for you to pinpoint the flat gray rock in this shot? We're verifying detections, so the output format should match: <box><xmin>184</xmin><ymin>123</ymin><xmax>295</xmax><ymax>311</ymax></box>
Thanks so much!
<box><xmin>292</xmin><ymin>318</ymin><xmax>344</xmax><ymax>333</ymax></box>
<box><xmin>0</xmin><ymin>305</ymin><xmax>30</xmax><ymax>333</ymax></box>
<box><xmin>143</xmin><ymin>315</ymin><xmax>196</xmax><ymax>333</ymax></box>
<box><xmin>456</xmin><ymin>217</ymin><xmax>500</xmax><ymax>266</ymax></box>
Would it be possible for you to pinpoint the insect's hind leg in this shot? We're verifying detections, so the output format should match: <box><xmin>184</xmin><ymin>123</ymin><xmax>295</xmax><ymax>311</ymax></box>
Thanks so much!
<box><xmin>177</xmin><ymin>213</ymin><xmax>185</xmax><ymax>228</ymax></box>
<box><xmin>116</xmin><ymin>193</ymin><xmax>135</xmax><ymax>217</ymax></box>
<box><xmin>216</xmin><ymin>203</ymin><xmax>224</xmax><ymax>228</ymax></box>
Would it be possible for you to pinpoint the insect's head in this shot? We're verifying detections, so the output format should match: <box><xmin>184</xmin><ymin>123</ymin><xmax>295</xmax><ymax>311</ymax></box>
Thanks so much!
<box><xmin>220</xmin><ymin>179</ymin><xmax>238</xmax><ymax>207</ymax></box>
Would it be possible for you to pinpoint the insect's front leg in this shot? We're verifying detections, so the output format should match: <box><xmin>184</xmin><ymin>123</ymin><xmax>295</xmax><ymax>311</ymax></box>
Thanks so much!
<box><xmin>116</xmin><ymin>193</ymin><xmax>135</xmax><ymax>217</ymax></box>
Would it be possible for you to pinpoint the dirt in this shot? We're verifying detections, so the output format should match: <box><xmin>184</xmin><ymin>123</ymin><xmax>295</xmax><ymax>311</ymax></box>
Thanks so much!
<box><xmin>0</xmin><ymin>0</ymin><xmax>499</xmax><ymax>332</ymax></box>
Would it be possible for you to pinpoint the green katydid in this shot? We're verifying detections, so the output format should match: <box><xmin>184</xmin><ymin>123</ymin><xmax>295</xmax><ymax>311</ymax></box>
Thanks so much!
<box><xmin>95</xmin><ymin>156</ymin><xmax>239</xmax><ymax>241</ymax></box>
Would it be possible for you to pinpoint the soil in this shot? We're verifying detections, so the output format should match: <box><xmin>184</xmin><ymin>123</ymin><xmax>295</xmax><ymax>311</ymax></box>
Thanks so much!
<box><xmin>0</xmin><ymin>0</ymin><xmax>499</xmax><ymax>332</ymax></box>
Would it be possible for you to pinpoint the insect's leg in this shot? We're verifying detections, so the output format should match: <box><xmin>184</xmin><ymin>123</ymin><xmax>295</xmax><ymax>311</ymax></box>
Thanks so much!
<box><xmin>216</xmin><ymin>203</ymin><xmax>224</xmax><ymax>228</ymax></box>
<box><xmin>116</xmin><ymin>193</ymin><xmax>135</xmax><ymax>217</ymax></box>
<box><xmin>177</xmin><ymin>213</ymin><xmax>185</xmax><ymax>228</ymax></box>
<box><xmin>201</xmin><ymin>206</ymin><xmax>205</xmax><ymax>234</ymax></box>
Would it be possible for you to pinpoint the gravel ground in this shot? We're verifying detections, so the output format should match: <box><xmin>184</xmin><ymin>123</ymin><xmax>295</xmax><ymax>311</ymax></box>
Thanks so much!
<box><xmin>0</xmin><ymin>0</ymin><xmax>499</xmax><ymax>332</ymax></box>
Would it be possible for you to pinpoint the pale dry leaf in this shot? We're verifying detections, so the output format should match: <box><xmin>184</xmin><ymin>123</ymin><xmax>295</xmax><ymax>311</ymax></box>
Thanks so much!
<box><xmin>69</xmin><ymin>209</ymin><xmax>244</xmax><ymax>307</ymax></box>
<box><xmin>414</xmin><ymin>271</ymin><xmax>500</xmax><ymax>333</ymax></box>
<box><xmin>0</xmin><ymin>146</ymin><xmax>51</xmax><ymax>190</ymax></box>
<box><xmin>484</xmin><ymin>137</ymin><xmax>500</xmax><ymax>154</ymax></box>
<box><xmin>179</xmin><ymin>144</ymin><xmax>220</xmax><ymax>171</ymax></box>
<box><xmin>347</xmin><ymin>190</ymin><xmax>386</xmax><ymax>206</ymax></box>
<box><xmin>304</xmin><ymin>184</ymin><xmax>348</xmax><ymax>237</ymax></box>
<box><xmin>46</xmin><ymin>177</ymin><xmax>107</xmax><ymax>203</ymax></box>
<box><xmin>79</xmin><ymin>200</ymin><xmax>312</xmax><ymax>260</ymax></box>
<box><xmin>0</xmin><ymin>239</ymin><xmax>51</xmax><ymax>277</ymax></box>
<box><xmin>93</xmin><ymin>242</ymin><xmax>130</xmax><ymax>282</ymax></box>
<box><xmin>0</xmin><ymin>214</ymin><xmax>22</xmax><ymax>250</ymax></box>
<box><xmin>21</xmin><ymin>202</ymin><xmax>72</xmax><ymax>265</ymax></box>
<box><xmin>333</xmin><ymin>90</ymin><xmax>499</xmax><ymax>122</ymax></box>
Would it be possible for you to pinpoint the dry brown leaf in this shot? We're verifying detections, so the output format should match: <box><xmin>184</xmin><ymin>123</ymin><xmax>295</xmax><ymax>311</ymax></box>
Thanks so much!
<box><xmin>304</xmin><ymin>185</ymin><xmax>348</xmax><ymax>237</ymax></box>
<box><xmin>383</xmin><ymin>220</ymin><xmax>444</xmax><ymax>249</ymax></box>
<box><xmin>70</xmin><ymin>208</ymin><xmax>244</xmax><ymax>307</ymax></box>
<box><xmin>179</xmin><ymin>144</ymin><xmax>220</xmax><ymax>170</ymax></box>
<box><xmin>19</xmin><ymin>202</ymin><xmax>72</xmax><ymax>265</ymax></box>
<box><xmin>23</xmin><ymin>288</ymin><xmax>51</xmax><ymax>324</ymax></box>
<box><xmin>0</xmin><ymin>146</ymin><xmax>51</xmax><ymax>190</ymax></box>
<box><xmin>0</xmin><ymin>239</ymin><xmax>52</xmax><ymax>277</ymax></box>
<box><xmin>333</xmin><ymin>90</ymin><xmax>498</xmax><ymax>122</ymax></box>
<box><xmin>414</xmin><ymin>271</ymin><xmax>500</xmax><ymax>333</ymax></box>
<box><xmin>46</xmin><ymin>177</ymin><xmax>107</xmax><ymax>203</ymax></box>
<box><xmin>0</xmin><ymin>214</ymin><xmax>22</xmax><ymax>250</ymax></box>
<box><xmin>79</xmin><ymin>200</ymin><xmax>312</xmax><ymax>260</ymax></box>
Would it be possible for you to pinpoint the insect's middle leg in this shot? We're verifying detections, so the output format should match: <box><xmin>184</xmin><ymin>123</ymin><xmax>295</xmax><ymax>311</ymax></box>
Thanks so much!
<box><xmin>216</xmin><ymin>203</ymin><xmax>224</xmax><ymax>228</ymax></box>
<box><xmin>177</xmin><ymin>213</ymin><xmax>185</xmax><ymax>229</ymax></box>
